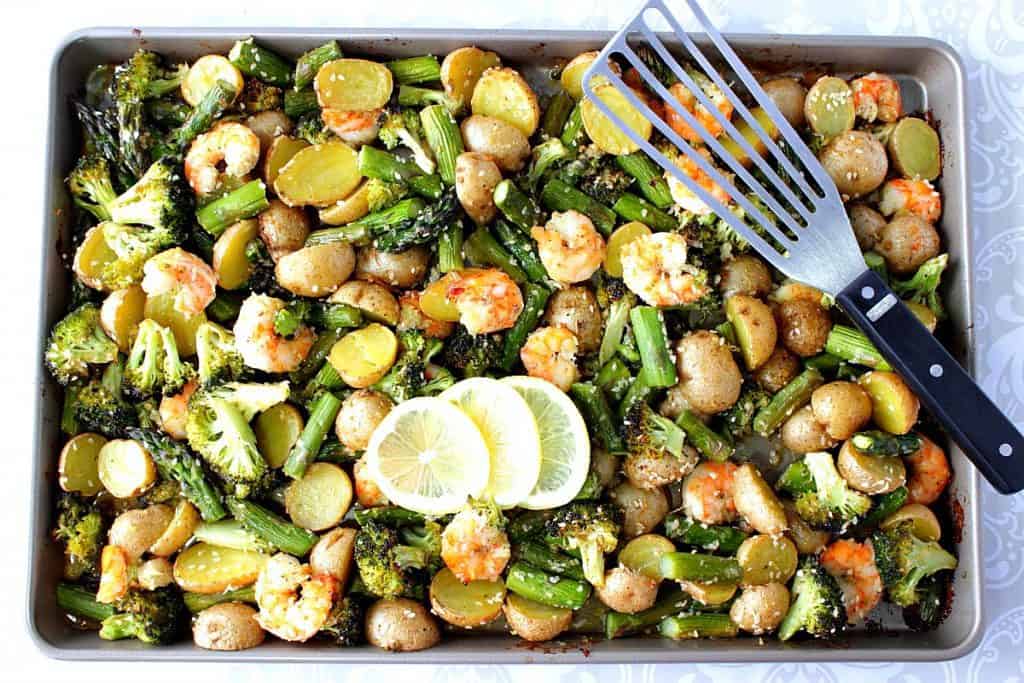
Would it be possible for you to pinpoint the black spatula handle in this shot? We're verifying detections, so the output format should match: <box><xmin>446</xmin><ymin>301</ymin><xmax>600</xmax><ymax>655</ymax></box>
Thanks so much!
<box><xmin>838</xmin><ymin>270</ymin><xmax>1024</xmax><ymax>494</ymax></box>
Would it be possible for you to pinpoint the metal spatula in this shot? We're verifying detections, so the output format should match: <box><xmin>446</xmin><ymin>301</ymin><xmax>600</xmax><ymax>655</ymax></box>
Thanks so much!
<box><xmin>582</xmin><ymin>0</ymin><xmax>1024</xmax><ymax>494</ymax></box>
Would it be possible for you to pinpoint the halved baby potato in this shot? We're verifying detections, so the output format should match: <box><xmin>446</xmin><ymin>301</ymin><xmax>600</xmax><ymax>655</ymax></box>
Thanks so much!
<box><xmin>263</xmin><ymin>136</ymin><xmax>310</xmax><ymax>187</ymax></box>
<box><xmin>254</xmin><ymin>403</ymin><xmax>305</xmax><ymax>469</ymax></box>
<box><xmin>315</xmin><ymin>59</ymin><xmax>393</xmax><ymax>111</ymax></box>
<box><xmin>430</xmin><ymin>567</ymin><xmax>506</xmax><ymax>628</ymax></box>
<box><xmin>212</xmin><ymin>219</ymin><xmax>259</xmax><ymax>290</ymax></box>
<box><xmin>581</xmin><ymin>83</ymin><xmax>653</xmax><ymax>154</ymax></box>
<box><xmin>559</xmin><ymin>51</ymin><xmax>620</xmax><ymax>100</ymax></box>
<box><xmin>470</xmin><ymin>67</ymin><xmax>540</xmax><ymax>137</ymax></box>
<box><xmin>59</xmin><ymin>433</ymin><xmax>107</xmax><ymax>496</ymax></box>
<box><xmin>174</xmin><ymin>542</ymin><xmax>268</xmax><ymax>594</ymax></box>
<box><xmin>144</xmin><ymin>292</ymin><xmax>207</xmax><ymax>357</ymax></box>
<box><xmin>503</xmin><ymin>593</ymin><xmax>572</xmax><ymax>642</ymax></box>
<box><xmin>419</xmin><ymin>273</ymin><xmax>461</xmax><ymax>322</ymax></box>
<box><xmin>318</xmin><ymin>180</ymin><xmax>373</xmax><ymax>226</ymax></box>
<box><xmin>100</xmin><ymin>286</ymin><xmax>147</xmax><ymax>352</ymax></box>
<box><xmin>284</xmin><ymin>462</ymin><xmax>353</xmax><ymax>531</ymax></box>
<box><xmin>329</xmin><ymin>323</ymin><xmax>399</xmax><ymax>388</ymax></box>
<box><xmin>149</xmin><ymin>500</ymin><xmax>201</xmax><ymax>557</ymax></box>
<box><xmin>441</xmin><ymin>46</ymin><xmax>501</xmax><ymax>108</ymax></box>
<box><xmin>725</xmin><ymin>294</ymin><xmax>777</xmax><ymax>371</ymax></box>
<box><xmin>859</xmin><ymin>370</ymin><xmax>920</xmax><ymax>435</ymax></box>
<box><xmin>97</xmin><ymin>438</ymin><xmax>156</xmax><ymax>499</ymax></box>
<box><xmin>330</xmin><ymin>280</ymin><xmax>400</xmax><ymax>325</ymax></box>
<box><xmin>274</xmin><ymin>140</ymin><xmax>362</xmax><ymax>208</ymax></box>
<box><xmin>182</xmin><ymin>55</ymin><xmax>244</xmax><ymax>107</ymax></box>
<box><xmin>604</xmin><ymin>221</ymin><xmax>652</xmax><ymax>279</ymax></box>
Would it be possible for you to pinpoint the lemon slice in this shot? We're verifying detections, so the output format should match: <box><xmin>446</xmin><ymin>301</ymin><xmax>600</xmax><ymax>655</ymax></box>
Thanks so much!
<box><xmin>365</xmin><ymin>397</ymin><xmax>490</xmax><ymax>515</ymax></box>
<box><xmin>500</xmin><ymin>376</ymin><xmax>591</xmax><ymax>510</ymax></box>
<box><xmin>441</xmin><ymin>378</ymin><xmax>543</xmax><ymax>508</ymax></box>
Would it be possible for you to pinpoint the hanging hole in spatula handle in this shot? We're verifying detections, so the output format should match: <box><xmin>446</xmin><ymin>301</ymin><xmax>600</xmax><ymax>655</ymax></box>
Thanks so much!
<box><xmin>837</xmin><ymin>269</ymin><xmax>1024</xmax><ymax>495</ymax></box>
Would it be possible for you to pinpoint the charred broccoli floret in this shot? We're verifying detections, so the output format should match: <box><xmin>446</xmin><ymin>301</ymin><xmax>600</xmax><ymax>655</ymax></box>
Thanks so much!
<box><xmin>902</xmin><ymin>574</ymin><xmax>951</xmax><ymax>632</ymax></box>
<box><xmin>321</xmin><ymin>594</ymin><xmax>369</xmax><ymax>646</ymax></box>
<box><xmin>240</xmin><ymin>79</ymin><xmax>283</xmax><ymax>113</ymax></box>
<box><xmin>544</xmin><ymin>502</ymin><xmax>621</xmax><ymax>587</ymax></box>
<box><xmin>872</xmin><ymin>520</ymin><xmax>958</xmax><ymax>608</ymax></box>
<box><xmin>44</xmin><ymin>304</ymin><xmax>119</xmax><ymax>385</ymax></box>
<box><xmin>891</xmin><ymin>253</ymin><xmax>948</xmax><ymax>320</ymax></box>
<box><xmin>525</xmin><ymin>138</ymin><xmax>573</xmax><ymax>192</ymax></box>
<box><xmin>107</xmin><ymin>157</ymin><xmax>193</xmax><ymax>247</ymax></box>
<box><xmin>113</xmin><ymin>50</ymin><xmax>186</xmax><ymax>178</ymax></box>
<box><xmin>99</xmin><ymin>586</ymin><xmax>187</xmax><ymax>644</ymax></box>
<box><xmin>556</xmin><ymin>146</ymin><xmax>633</xmax><ymax>204</ymax></box>
<box><xmin>243</xmin><ymin>238</ymin><xmax>289</xmax><ymax>297</ymax></box>
<box><xmin>53</xmin><ymin>493</ymin><xmax>104</xmax><ymax>580</ymax></box>
<box><xmin>353</xmin><ymin>520</ymin><xmax>431</xmax><ymax>600</ymax></box>
<box><xmin>794</xmin><ymin>451</ymin><xmax>872</xmax><ymax>531</ymax></box>
<box><xmin>124</xmin><ymin>319</ymin><xmax>195</xmax><ymax>398</ymax></box>
<box><xmin>624</xmin><ymin>401</ymin><xmax>686</xmax><ymax>460</ymax></box>
<box><xmin>441</xmin><ymin>327</ymin><xmax>502</xmax><ymax>377</ymax></box>
<box><xmin>185</xmin><ymin>381</ymin><xmax>290</xmax><ymax>498</ymax></box>
<box><xmin>68</xmin><ymin>154</ymin><xmax>118</xmax><ymax>222</ymax></box>
<box><xmin>373</xmin><ymin>330</ymin><xmax>454</xmax><ymax>402</ymax></box>
<box><xmin>778</xmin><ymin>555</ymin><xmax>846</xmax><ymax>640</ymax></box>
<box><xmin>721</xmin><ymin>385</ymin><xmax>771</xmax><ymax>441</ymax></box>
<box><xmin>195</xmin><ymin>321</ymin><xmax>245</xmax><ymax>386</ymax></box>
<box><xmin>73</xmin><ymin>359</ymin><xmax>137</xmax><ymax>437</ymax></box>
<box><xmin>378</xmin><ymin>109</ymin><xmax>435</xmax><ymax>174</ymax></box>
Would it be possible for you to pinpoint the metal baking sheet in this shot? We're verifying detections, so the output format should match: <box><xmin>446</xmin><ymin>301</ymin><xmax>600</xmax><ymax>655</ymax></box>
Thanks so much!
<box><xmin>28</xmin><ymin>27</ymin><xmax>982</xmax><ymax>663</ymax></box>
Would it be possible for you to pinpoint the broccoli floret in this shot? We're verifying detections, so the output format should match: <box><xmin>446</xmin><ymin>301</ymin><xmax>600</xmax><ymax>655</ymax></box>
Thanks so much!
<box><xmin>107</xmin><ymin>158</ymin><xmax>193</xmax><ymax>247</ymax></box>
<box><xmin>556</xmin><ymin>146</ymin><xmax>633</xmax><ymax>204</ymax></box>
<box><xmin>373</xmin><ymin>188</ymin><xmax>460</xmax><ymax>252</ymax></box>
<box><xmin>373</xmin><ymin>330</ymin><xmax>449</xmax><ymax>403</ymax></box>
<box><xmin>353</xmin><ymin>520</ymin><xmax>431</xmax><ymax>600</ymax></box>
<box><xmin>68</xmin><ymin>155</ymin><xmax>118</xmax><ymax>222</ymax></box>
<box><xmin>99</xmin><ymin>586</ymin><xmax>187</xmax><ymax>645</ymax></box>
<box><xmin>240</xmin><ymin>79</ymin><xmax>283</xmax><ymax>113</ymax></box>
<box><xmin>399</xmin><ymin>519</ymin><xmax>444</xmax><ymax>562</ymax></box>
<box><xmin>243</xmin><ymin>239</ymin><xmax>289</xmax><ymax>297</ymax></box>
<box><xmin>295</xmin><ymin>112</ymin><xmax>334</xmax><ymax>145</ymax></box>
<box><xmin>44</xmin><ymin>304</ymin><xmax>119</xmax><ymax>385</ymax></box>
<box><xmin>778</xmin><ymin>555</ymin><xmax>846</xmax><ymax>640</ymax></box>
<box><xmin>195</xmin><ymin>321</ymin><xmax>245</xmax><ymax>386</ymax></box>
<box><xmin>73</xmin><ymin>359</ymin><xmax>138</xmax><ymax>437</ymax></box>
<box><xmin>113</xmin><ymin>51</ymin><xmax>184</xmax><ymax>178</ymax></box>
<box><xmin>80</xmin><ymin>222</ymin><xmax>167</xmax><ymax>291</ymax></box>
<box><xmin>624</xmin><ymin>402</ymin><xmax>686</xmax><ymax>460</ymax></box>
<box><xmin>364</xmin><ymin>178</ymin><xmax>409</xmax><ymax>213</ymax></box>
<box><xmin>544</xmin><ymin>501</ymin><xmax>621</xmax><ymax>587</ymax></box>
<box><xmin>53</xmin><ymin>493</ymin><xmax>104</xmax><ymax>581</ymax></box>
<box><xmin>872</xmin><ymin>520</ymin><xmax>957</xmax><ymax>608</ymax></box>
<box><xmin>321</xmin><ymin>594</ymin><xmax>369</xmax><ymax>646</ymax></box>
<box><xmin>526</xmin><ymin>138</ymin><xmax>573</xmax><ymax>192</ymax></box>
<box><xmin>721</xmin><ymin>385</ymin><xmax>771</xmax><ymax>441</ymax></box>
<box><xmin>124</xmin><ymin>319</ymin><xmax>195</xmax><ymax>399</ymax></box>
<box><xmin>794</xmin><ymin>451</ymin><xmax>872</xmax><ymax>531</ymax></box>
<box><xmin>891</xmin><ymin>253</ymin><xmax>948</xmax><ymax>321</ymax></box>
<box><xmin>440</xmin><ymin>327</ymin><xmax>502</xmax><ymax>377</ymax></box>
<box><xmin>185</xmin><ymin>381</ymin><xmax>289</xmax><ymax>498</ymax></box>
<box><xmin>902</xmin><ymin>574</ymin><xmax>950</xmax><ymax>631</ymax></box>
<box><xmin>379</xmin><ymin>109</ymin><xmax>435</xmax><ymax>174</ymax></box>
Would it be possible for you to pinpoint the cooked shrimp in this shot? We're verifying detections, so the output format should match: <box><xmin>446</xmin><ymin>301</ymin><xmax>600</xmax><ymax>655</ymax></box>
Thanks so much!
<box><xmin>905</xmin><ymin>435</ymin><xmax>951</xmax><ymax>505</ymax></box>
<box><xmin>141</xmin><ymin>248</ymin><xmax>217</xmax><ymax>315</ymax></box>
<box><xmin>96</xmin><ymin>545</ymin><xmax>131</xmax><ymax>604</ymax></box>
<box><xmin>620</xmin><ymin>232</ymin><xmax>709</xmax><ymax>307</ymax></box>
<box><xmin>531</xmin><ymin>210</ymin><xmax>606</xmax><ymax>285</ymax></box>
<box><xmin>444</xmin><ymin>268</ymin><xmax>524</xmax><ymax>334</ymax></box>
<box><xmin>254</xmin><ymin>553</ymin><xmax>337</xmax><ymax>643</ymax></box>
<box><xmin>233</xmin><ymin>294</ymin><xmax>315</xmax><ymax>373</ymax></box>
<box><xmin>681</xmin><ymin>461</ymin><xmax>738</xmax><ymax>525</ymax></box>
<box><xmin>441</xmin><ymin>505</ymin><xmax>511</xmax><ymax>583</ymax></box>
<box><xmin>520</xmin><ymin>325</ymin><xmax>579</xmax><ymax>392</ymax></box>
<box><xmin>354</xmin><ymin>455</ymin><xmax>389</xmax><ymax>507</ymax></box>
<box><xmin>664</xmin><ymin>77</ymin><xmax>734</xmax><ymax>142</ymax></box>
<box><xmin>665</xmin><ymin>146</ymin><xmax>732</xmax><ymax>216</ymax></box>
<box><xmin>820</xmin><ymin>539</ymin><xmax>883</xmax><ymax>624</ymax></box>
<box><xmin>322</xmin><ymin>108</ymin><xmax>382</xmax><ymax>147</ymax></box>
<box><xmin>158</xmin><ymin>379</ymin><xmax>198</xmax><ymax>440</ymax></box>
<box><xmin>878</xmin><ymin>179</ymin><xmax>942</xmax><ymax>223</ymax></box>
<box><xmin>397</xmin><ymin>291</ymin><xmax>455</xmax><ymax>339</ymax></box>
<box><xmin>851</xmin><ymin>72</ymin><xmax>902</xmax><ymax>123</ymax></box>
<box><xmin>184</xmin><ymin>121</ymin><xmax>260</xmax><ymax>195</ymax></box>
<box><xmin>623</xmin><ymin>68</ymin><xmax>664</xmax><ymax>118</ymax></box>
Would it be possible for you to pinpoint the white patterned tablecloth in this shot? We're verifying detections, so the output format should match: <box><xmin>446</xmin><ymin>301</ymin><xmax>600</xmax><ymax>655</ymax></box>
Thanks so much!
<box><xmin>3</xmin><ymin>0</ymin><xmax>1024</xmax><ymax>681</ymax></box>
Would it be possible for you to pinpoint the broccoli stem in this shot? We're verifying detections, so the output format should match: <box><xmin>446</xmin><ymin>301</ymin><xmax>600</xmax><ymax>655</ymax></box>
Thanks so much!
<box><xmin>396</xmin><ymin>84</ymin><xmax>461</xmax><ymax>115</ymax></box>
<box><xmin>604</xmin><ymin>588</ymin><xmax>691</xmax><ymax>639</ymax></box>
<box><xmin>752</xmin><ymin>368</ymin><xmax>824</xmax><ymax>436</ymax></box>
<box><xmin>676</xmin><ymin>410</ymin><xmax>731</xmax><ymax>462</ymax></box>
<box><xmin>492</xmin><ymin>219</ymin><xmax>548</xmax><ymax>282</ymax></box>
<box><xmin>294</xmin><ymin>41</ymin><xmax>343</xmax><ymax>90</ymax></box>
<box><xmin>629</xmin><ymin>306</ymin><xmax>677</xmax><ymax>388</ymax></box>
<box><xmin>864</xmin><ymin>251</ymin><xmax>888</xmax><ymax>282</ymax></box>
<box><xmin>776</xmin><ymin>460</ymin><xmax>816</xmax><ymax>496</ymax></box>
<box><xmin>851</xmin><ymin>431</ymin><xmax>923</xmax><ymax>457</ymax></box>
<box><xmin>127</xmin><ymin>428</ymin><xmax>227</xmax><ymax>521</ymax></box>
<box><xmin>420</xmin><ymin>104</ymin><xmax>464</xmax><ymax>185</ymax></box>
<box><xmin>283</xmin><ymin>88</ymin><xmax>319</xmax><ymax>118</ymax></box>
<box><xmin>494</xmin><ymin>180</ymin><xmax>544</xmax><ymax>231</ymax></box>
<box><xmin>663</xmin><ymin>515</ymin><xmax>749</xmax><ymax>554</ymax></box>
<box><xmin>283</xmin><ymin>391</ymin><xmax>343</xmax><ymax>479</ymax></box>
<box><xmin>228</xmin><ymin>38</ymin><xmax>293</xmax><ymax>87</ymax></box>
<box><xmin>57</xmin><ymin>582</ymin><xmax>115</xmax><ymax>622</ymax></box>
<box><xmin>464</xmin><ymin>228</ymin><xmax>528</xmax><ymax>283</ymax></box>
<box><xmin>659</xmin><ymin>552</ymin><xmax>743</xmax><ymax>583</ymax></box>
<box><xmin>507</xmin><ymin>510</ymin><xmax>554</xmax><ymax>543</ymax></box>
<box><xmin>560</xmin><ymin>102</ymin><xmax>586</xmax><ymax>150</ymax></box>
<box><xmin>386</xmin><ymin>55</ymin><xmax>442</xmax><ymax>85</ymax></box>
<box><xmin>659</xmin><ymin>613</ymin><xmax>738</xmax><ymax>640</ymax></box>
<box><xmin>513</xmin><ymin>541</ymin><xmax>586</xmax><ymax>581</ymax></box>
<box><xmin>595</xmin><ymin>357</ymin><xmax>631</xmax><ymax>402</ymax></box>
<box><xmin>824</xmin><ymin>325</ymin><xmax>893</xmax><ymax>371</ymax></box>
<box><xmin>353</xmin><ymin>506</ymin><xmax>426</xmax><ymax>527</ymax></box>
<box><xmin>226</xmin><ymin>497</ymin><xmax>318</xmax><ymax>557</ymax></box>
<box><xmin>164</xmin><ymin>81</ymin><xmax>237</xmax><ymax>154</ymax></box>
<box><xmin>617</xmin><ymin>371</ymin><xmax>654</xmax><ymax>421</ymax></box>
<box><xmin>505</xmin><ymin>561</ymin><xmax>591</xmax><ymax>610</ymax></box>
<box><xmin>540</xmin><ymin>178</ymin><xmax>616</xmax><ymax>235</ymax></box>
<box><xmin>183</xmin><ymin>586</ymin><xmax>256</xmax><ymax>614</ymax></box>
<box><xmin>541</xmin><ymin>90</ymin><xmax>576</xmax><ymax>140</ymax></box>
<box><xmin>438</xmin><ymin>222</ymin><xmax>464</xmax><ymax>273</ymax></box>
<box><xmin>305</xmin><ymin>198</ymin><xmax>426</xmax><ymax>246</ymax></box>
<box><xmin>499</xmin><ymin>283</ymin><xmax>551</xmax><ymax>371</ymax></box>
<box><xmin>196</xmin><ymin>180</ymin><xmax>270</xmax><ymax>237</ymax></box>
<box><xmin>615</xmin><ymin>153</ymin><xmax>674</xmax><ymax>209</ymax></box>
<box><xmin>612</xmin><ymin>192</ymin><xmax>677</xmax><ymax>232</ymax></box>
<box><xmin>570</xmin><ymin>382</ymin><xmax>625</xmax><ymax>452</ymax></box>
<box><xmin>290</xmin><ymin>329</ymin><xmax>341</xmax><ymax>385</ymax></box>
<box><xmin>852</xmin><ymin>486</ymin><xmax>909</xmax><ymax>536</ymax></box>
<box><xmin>599</xmin><ymin>294</ymin><xmax>634</xmax><ymax>366</ymax></box>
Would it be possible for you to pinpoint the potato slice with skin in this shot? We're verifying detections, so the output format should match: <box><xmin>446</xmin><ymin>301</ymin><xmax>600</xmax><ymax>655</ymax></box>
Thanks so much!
<box><xmin>330</xmin><ymin>280</ymin><xmax>400</xmax><ymax>325</ymax></box>
<box><xmin>97</xmin><ymin>439</ymin><xmax>156</xmax><ymax>499</ymax></box>
<box><xmin>318</xmin><ymin>180</ymin><xmax>373</xmax><ymax>226</ymax></box>
<box><xmin>183</xmin><ymin>55</ymin><xmax>243</xmax><ymax>107</ymax></box>
<box><xmin>284</xmin><ymin>462</ymin><xmax>353</xmax><ymax>531</ymax></box>
<box><xmin>274</xmin><ymin>140</ymin><xmax>362</xmax><ymax>208</ymax></box>
<box><xmin>470</xmin><ymin>67</ymin><xmax>540</xmax><ymax>137</ymax></box>
<box><xmin>213</xmin><ymin>219</ymin><xmax>259</xmax><ymax>290</ymax></box>
<box><xmin>144</xmin><ymin>292</ymin><xmax>206</xmax><ymax>357</ymax></box>
<box><xmin>559</xmin><ymin>52</ymin><xmax>621</xmax><ymax>100</ymax></box>
<box><xmin>503</xmin><ymin>593</ymin><xmax>572</xmax><ymax>642</ymax></box>
<box><xmin>726</xmin><ymin>295</ymin><xmax>778</xmax><ymax>371</ymax></box>
<box><xmin>858</xmin><ymin>370</ymin><xmax>920</xmax><ymax>434</ymax></box>
<box><xmin>149</xmin><ymin>500</ymin><xmax>201</xmax><ymax>557</ymax></box>
<box><xmin>430</xmin><ymin>567</ymin><xmax>506</xmax><ymax>628</ymax></box>
<box><xmin>329</xmin><ymin>324</ymin><xmax>399</xmax><ymax>388</ymax></box>
<box><xmin>174</xmin><ymin>543</ymin><xmax>268</xmax><ymax>594</ymax></box>
<box><xmin>254</xmin><ymin>403</ymin><xmax>304</xmax><ymax>469</ymax></box>
<box><xmin>101</xmin><ymin>286</ymin><xmax>146</xmax><ymax>352</ymax></box>
<box><xmin>109</xmin><ymin>505</ymin><xmax>174</xmax><ymax>560</ymax></box>
<box><xmin>582</xmin><ymin>83</ymin><xmax>653</xmax><ymax>155</ymax></box>
<box><xmin>263</xmin><ymin>136</ymin><xmax>309</xmax><ymax>187</ymax></box>
<box><xmin>59</xmin><ymin>433</ymin><xmax>107</xmax><ymax>496</ymax></box>
<box><xmin>315</xmin><ymin>59</ymin><xmax>393</xmax><ymax>111</ymax></box>
<box><xmin>442</xmin><ymin>47</ymin><xmax>501</xmax><ymax>108</ymax></box>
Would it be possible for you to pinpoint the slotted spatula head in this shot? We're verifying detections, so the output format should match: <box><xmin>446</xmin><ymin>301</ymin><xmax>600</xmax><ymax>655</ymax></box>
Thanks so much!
<box><xmin>582</xmin><ymin>0</ymin><xmax>865</xmax><ymax>295</ymax></box>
